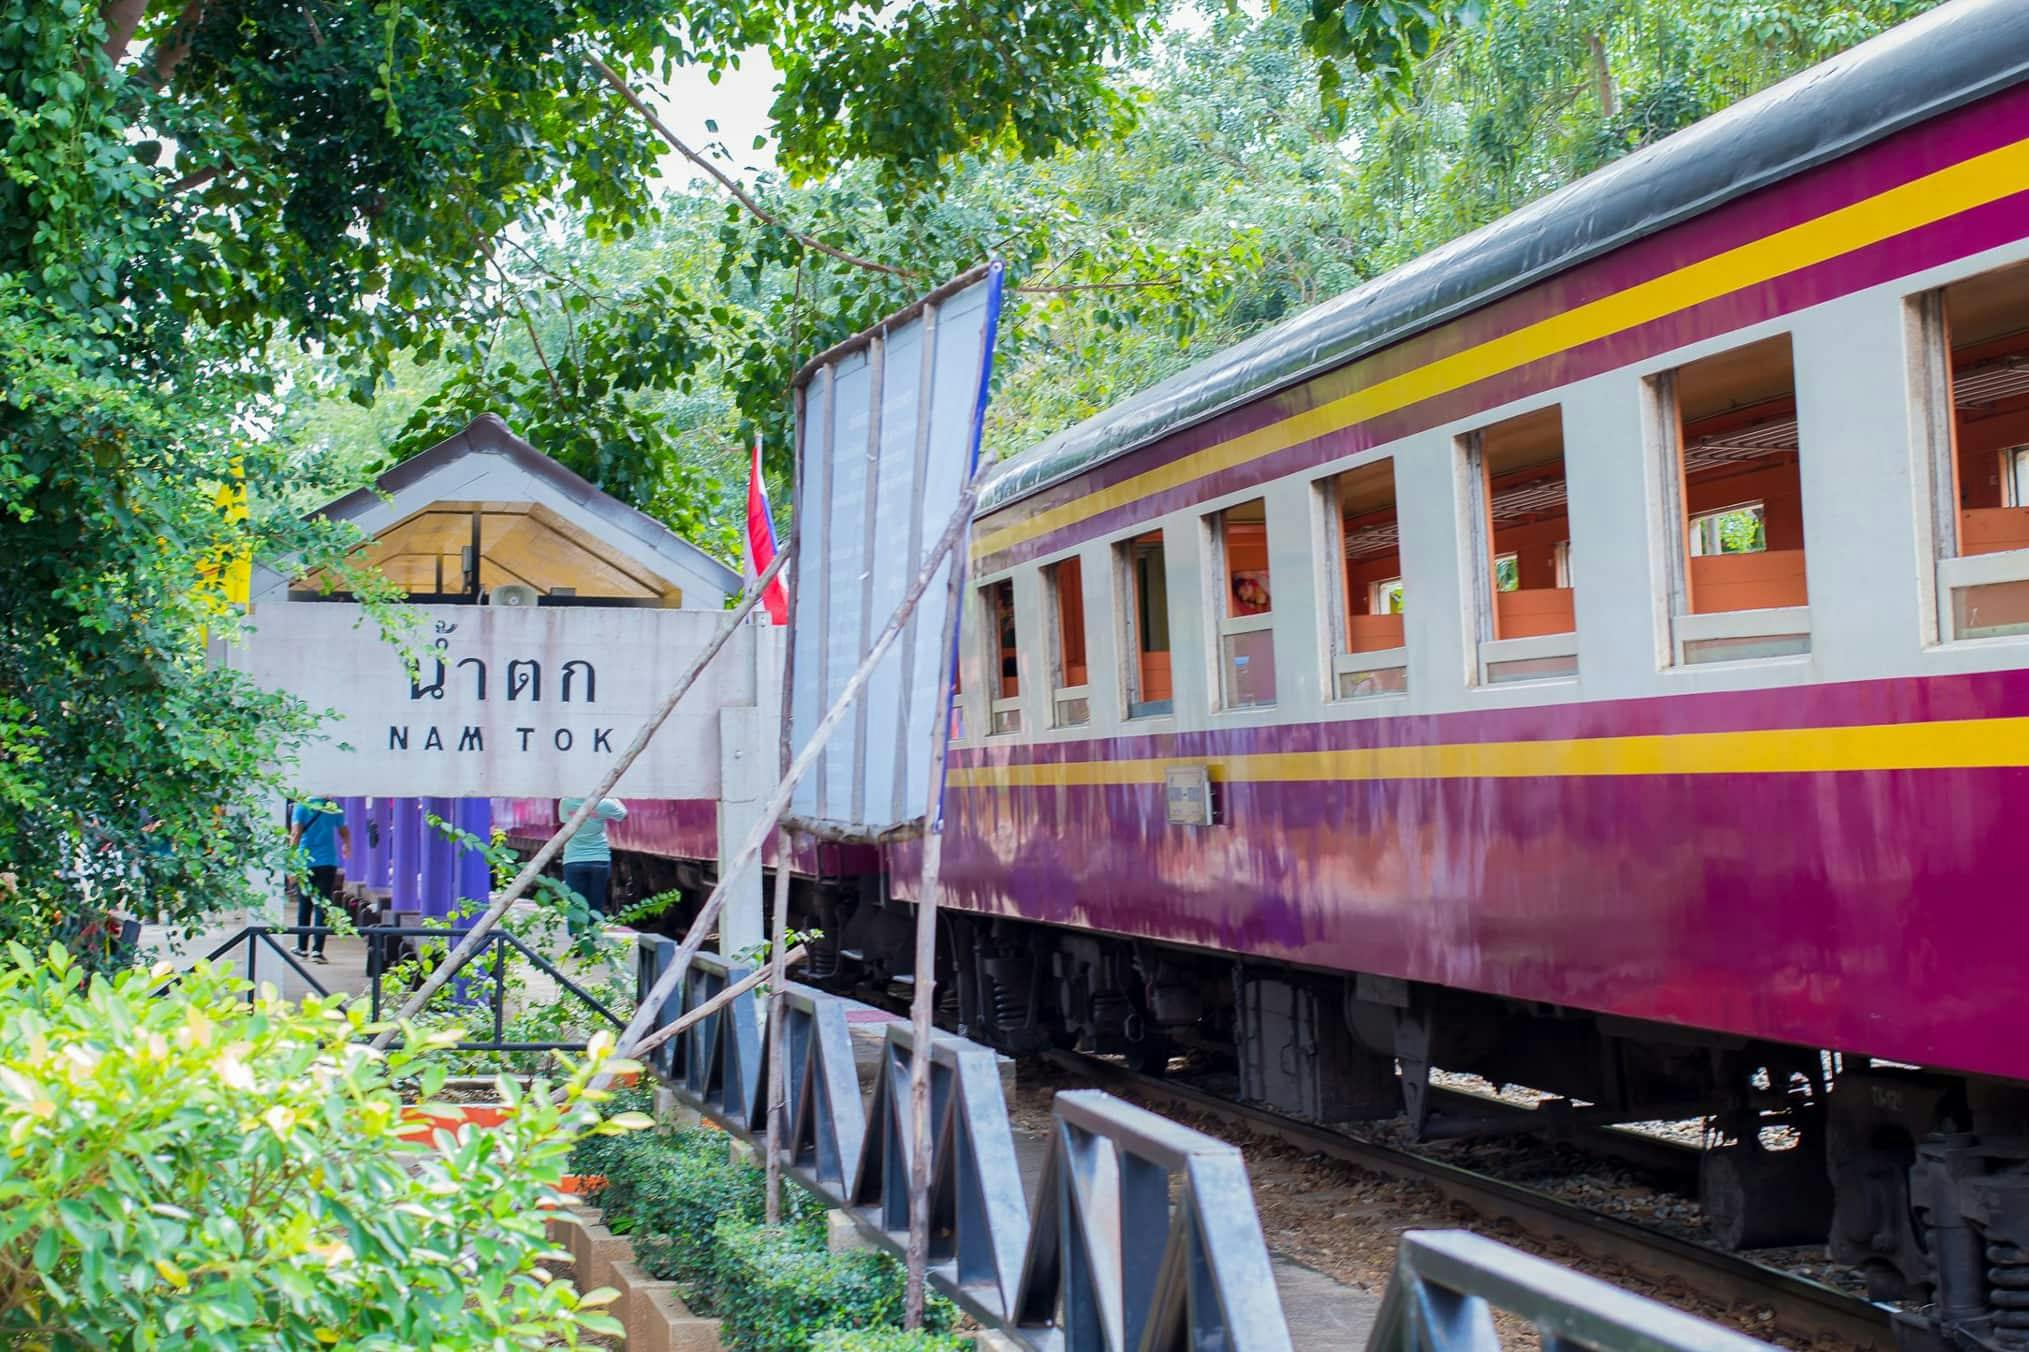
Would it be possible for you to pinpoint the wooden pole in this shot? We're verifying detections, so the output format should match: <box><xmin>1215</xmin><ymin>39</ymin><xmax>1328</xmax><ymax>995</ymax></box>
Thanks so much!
<box><xmin>594</xmin><ymin>470</ymin><xmax>989</xmax><ymax>1091</ymax></box>
<box><xmin>762</xmin><ymin>828</ymin><xmax>794</xmax><ymax>1223</ymax></box>
<box><xmin>902</xmin><ymin>488</ymin><xmax>974</xmax><ymax>1327</ymax></box>
<box><xmin>367</xmin><ymin>546</ymin><xmax>791</xmax><ymax>1050</ymax></box>
<box><xmin>630</xmin><ymin>945</ymin><xmax>807</xmax><ymax>1058</ymax></box>
<box><xmin>765</xmin><ymin>409</ymin><xmax>804</xmax><ymax>1226</ymax></box>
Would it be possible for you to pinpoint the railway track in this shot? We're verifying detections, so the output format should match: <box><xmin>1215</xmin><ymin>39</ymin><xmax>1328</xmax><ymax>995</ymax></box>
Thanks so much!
<box><xmin>1044</xmin><ymin>1050</ymin><xmax>1895</xmax><ymax>1350</ymax></box>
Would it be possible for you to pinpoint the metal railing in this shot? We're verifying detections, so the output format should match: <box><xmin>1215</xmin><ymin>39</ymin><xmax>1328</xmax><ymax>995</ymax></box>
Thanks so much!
<box><xmin>640</xmin><ymin>942</ymin><xmax>1296</xmax><ymax>1351</ymax></box>
<box><xmin>1365</xmin><ymin>1230</ymin><xmax>1774</xmax><ymax>1351</ymax></box>
<box><xmin>192</xmin><ymin>923</ymin><xmax>625</xmax><ymax>1052</ymax></box>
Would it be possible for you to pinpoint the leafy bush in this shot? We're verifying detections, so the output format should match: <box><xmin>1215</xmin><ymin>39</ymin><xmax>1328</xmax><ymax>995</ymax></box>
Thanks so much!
<box><xmin>0</xmin><ymin>945</ymin><xmax>647</xmax><ymax>1348</ymax></box>
<box><xmin>711</xmin><ymin>1216</ymin><xmax>958</xmax><ymax>1352</ymax></box>
<box><xmin>809</xmin><ymin>1329</ymin><xmax>970</xmax><ymax>1352</ymax></box>
<box><xmin>565</xmin><ymin>1080</ymin><xmax>656</xmax><ymax>1181</ymax></box>
<box><xmin>591</xmin><ymin>1126</ymin><xmax>807</xmax><ymax>1309</ymax></box>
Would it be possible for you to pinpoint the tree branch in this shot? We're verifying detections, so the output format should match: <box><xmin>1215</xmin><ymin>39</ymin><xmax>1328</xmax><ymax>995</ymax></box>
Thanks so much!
<box><xmin>149</xmin><ymin>0</ymin><xmax>207</xmax><ymax>89</ymax></box>
<box><xmin>166</xmin><ymin>164</ymin><xmax>219</xmax><ymax>195</ymax></box>
<box><xmin>586</xmin><ymin>53</ymin><xmax>917</xmax><ymax>281</ymax></box>
<box><xmin>1017</xmin><ymin>277</ymin><xmax>1180</xmax><ymax>294</ymax></box>
<box><xmin>478</xmin><ymin>239</ymin><xmax>564</xmax><ymax>401</ymax></box>
<box><xmin>100</xmin><ymin>0</ymin><xmax>149</xmax><ymax>67</ymax></box>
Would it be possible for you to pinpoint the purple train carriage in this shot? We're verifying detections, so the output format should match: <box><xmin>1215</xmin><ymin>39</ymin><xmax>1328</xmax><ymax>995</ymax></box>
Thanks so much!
<box><xmin>507</xmin><ymin>5</ymin><xmax>2029</xmax><ymax>1343</ymax></box>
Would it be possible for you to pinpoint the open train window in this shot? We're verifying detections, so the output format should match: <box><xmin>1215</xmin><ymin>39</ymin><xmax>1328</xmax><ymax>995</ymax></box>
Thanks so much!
<box><xmin>981</xmin><ymin>578</ymin><xmax>1021</xmax><ymax>735</ymax></box>
<box><xmin>1207</xmin><ymin>499</ymin><xmax>1276</xmax><ymax>710</ymax></box>
<box><xmin>1647</xmin><ymin>334</ymin><xmax>1810</xmax><ymax>664</ymax></box>
<box><xmin>1116</xmin><ymin>531</ymin><xmax>1173</xmax><ymax>719</ymax></box>
<box><xmin>1460</xmin><ymin>405</ymin><xmax>1580</xmax><ymax>684</ymax></box>
<box><xmin>1322</xmin><ymin>459</ymin><xmax>1408</xmax><ymax>700</ymax></box>
<box><xmin>1045</xmin><ymin>556</ymin><xmax>1090</xmax><ymax>728</ymax></box>
<box><xmin>1914</xmin><ymin>258</ymin><xmax>2029</xmax><ymax>641</ymax></box>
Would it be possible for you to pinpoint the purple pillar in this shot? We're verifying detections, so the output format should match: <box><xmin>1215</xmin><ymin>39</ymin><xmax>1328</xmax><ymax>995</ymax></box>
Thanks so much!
<box><xmin>390</xmin><ymin>797</ymin><xmax>422</xmax><ymax>913</ymax></box>
<box><xmin>342</xmin><ymin>797</ymin><xmax>368</xmax><ymax>877</ymax></box>
<box><xmin>453</xmin><ymin>798</ymin><xmax>492</xmax><ymax>909</ymax></box>
<box><xmin>365</xmin><ymin>797</ymin><xmax>392</xmax><ymax>891</ymax></box>
<box><xmin>420</xmin><ymin>796</ymin><xmax>457</xmax><ymax>920</ymax></box>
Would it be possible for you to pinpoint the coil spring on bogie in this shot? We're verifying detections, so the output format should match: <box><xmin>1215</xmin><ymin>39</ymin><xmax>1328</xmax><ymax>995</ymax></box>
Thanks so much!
<box><xmin>1989</xmin><ymin>1240</ymin><xmax>2029</xmax><ymax>1344</ymax></box>
<box><xmin>990</xmin><ymin>974</ymin><xmax>1027</xmax><ymax>1028</ymax></box>
<box><xmin>1089</xmin><ymin>990</ymin><xmax>1131</xmax><ymax>1033</ymax></box>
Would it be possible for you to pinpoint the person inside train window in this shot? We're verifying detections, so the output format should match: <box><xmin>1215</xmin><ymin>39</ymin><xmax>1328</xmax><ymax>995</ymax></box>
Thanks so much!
<box><xmin>1658</xmin><ymin>333</ymin><xmax>1809</xmax><ymax>662</ymax></box>
<box><xmin>1464</xmin><ymin>404</ymin><xmax>1579</xmax><ymax>684</ymax></box>
<box><xmin>1119</xmin><ymin>531</ymin><xmax>1173</xmax><ymax>718</ymax></box>
<box><xmin>1330</xmin><ymin>459</ymin><xmax>1408</xmax><ymax>699</ymax></box>
<box><xmin>983</xmin><ymin>579</ymin><xmax>1021</xmax><ymax>735</ymax></box>
<box><xmin>1047</xmin><ymin>557</ymin><xmax>1091</xmax><ymax>728</ymax></box>
<box><xmin>1920</xmin><ymin>258</ymin><xmax>2029</xmax><ymax>639</ymax></box>
<box><xmin>1211</xmin><ymin>499</ymin><xmax>1275</xmax><ymax>709</ymax></box>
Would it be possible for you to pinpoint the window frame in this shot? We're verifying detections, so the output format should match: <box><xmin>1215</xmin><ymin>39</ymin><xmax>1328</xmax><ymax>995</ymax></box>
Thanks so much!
<box><xmin>1115</xmin><ymin>531</ymin><xmax>1175</xmax><ymax>720</ymax></box>
<box><xmin>1205</xmin><ymin>499</ymin><xmax>1277</xmax><ymax>712</ymax></box>
<box><xmin>979</xmin><ymin>577</ymin><xmax>1022</xmax><ymax>737</ymax></box>
<box><xmin>1646</xmin><ymin>347</ymin><xmax>1812</xmax><ymax>666</ymax></box>
<box><xmin>1318</xmin><ymin>467</ymin><xmax>1410</xmax><ymax>702</ymax></box>
<box><xmin>1457</xmin><ymin>420</ymin><xmax>1580</xmax><ymax>687</ymax></box>
<box><xmin>1044</xmin><ymin>554</ymin><xmax>1092</xmax><ymax>729</ymax></box>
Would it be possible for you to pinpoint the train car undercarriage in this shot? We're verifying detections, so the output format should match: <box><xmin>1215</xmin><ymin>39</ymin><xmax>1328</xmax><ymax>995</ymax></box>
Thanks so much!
<box><xmin>605</xmin><ymin>852</ymin><xmax>2029</xmax><ymax>1351</ymax></box>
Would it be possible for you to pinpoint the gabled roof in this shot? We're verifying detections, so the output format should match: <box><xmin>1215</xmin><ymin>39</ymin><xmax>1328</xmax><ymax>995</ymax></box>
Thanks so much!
<box><xmin>253</xmin><ymin>414</ymin><xmax>740</xmax><ymax>605</ymax></box>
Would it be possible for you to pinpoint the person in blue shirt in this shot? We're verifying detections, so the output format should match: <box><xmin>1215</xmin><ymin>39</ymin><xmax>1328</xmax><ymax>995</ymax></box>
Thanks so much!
<box><xmin>287</xmin><ymin>796</ymin><xmax>350</xmax><ymax>963</ymax></box>
<box><xmin>558</xmin><ymin>797</ymin><xmax>627</xmax><ymax>924</ymax></box>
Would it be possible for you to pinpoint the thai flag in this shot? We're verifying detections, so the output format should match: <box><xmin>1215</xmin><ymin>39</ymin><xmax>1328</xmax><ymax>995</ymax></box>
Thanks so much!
<box><xmin>746</xmin><ymin>432</ymin><xmax>789</xmax><ymax>625</ymax></box>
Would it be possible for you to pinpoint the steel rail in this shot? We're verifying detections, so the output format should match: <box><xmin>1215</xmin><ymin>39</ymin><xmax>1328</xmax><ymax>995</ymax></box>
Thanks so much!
<box><xmin>1043</xmin><ymin>1050</ymin><xmax>1893</xmax><ymax>1351</ymax></box>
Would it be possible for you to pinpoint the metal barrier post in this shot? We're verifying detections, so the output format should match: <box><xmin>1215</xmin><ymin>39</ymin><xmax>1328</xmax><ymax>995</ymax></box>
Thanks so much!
<box><xmin>1366</xmin><ymin>1230</ymin><xmax>1775</xmax><ymax>1351</ymax></box>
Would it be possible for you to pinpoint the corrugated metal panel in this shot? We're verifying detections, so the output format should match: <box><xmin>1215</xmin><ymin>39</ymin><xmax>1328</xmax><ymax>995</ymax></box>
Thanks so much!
<box><xmin>979</xmin><ymin>0</ymin><xmax>2029</xmax><ymax>517</ymax></box>
<box><xmin>789</xmin><ymin>273</ymin><xmax>1001</xmax><ymax>834</ymax></box>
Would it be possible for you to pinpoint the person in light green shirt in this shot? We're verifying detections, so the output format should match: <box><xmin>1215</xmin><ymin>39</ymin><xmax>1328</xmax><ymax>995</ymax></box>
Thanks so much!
<box><xmin>558</xmin><ymin>797</ymin><xmax>627</xmax><ymax>920</ymax></box>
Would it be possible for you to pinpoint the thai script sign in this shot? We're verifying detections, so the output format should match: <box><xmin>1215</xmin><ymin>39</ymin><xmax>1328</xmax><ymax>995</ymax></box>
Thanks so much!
<box><xmin>234</xmin><ymin>603</ymin><xmax>760</xmax><ymax>797</ymax></box>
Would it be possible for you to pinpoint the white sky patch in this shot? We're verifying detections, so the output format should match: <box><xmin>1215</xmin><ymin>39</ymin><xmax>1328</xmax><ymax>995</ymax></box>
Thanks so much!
<box><xmin>652</xmin><ymin>49</ymin><xmax>783</xmax><ymax>186</ymax></box>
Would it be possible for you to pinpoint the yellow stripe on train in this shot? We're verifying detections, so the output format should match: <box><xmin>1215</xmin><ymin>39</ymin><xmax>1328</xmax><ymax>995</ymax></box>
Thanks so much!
<box><xmin>944</xmin><ymin>715</ymin><xmax>2029</xmax><ymax>788</ymax></box>
<box><xmin>973</xmin><ymin>135</ymin><xmax>2029</xmax><ymax>562</ymax></box>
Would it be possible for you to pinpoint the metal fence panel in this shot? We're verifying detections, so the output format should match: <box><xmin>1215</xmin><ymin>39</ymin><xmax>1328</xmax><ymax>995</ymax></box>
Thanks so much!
<box><xmin>1366</xmin><ymin>1230</ymin><xmax>1775</xmax><ymax>1352</ymax></box>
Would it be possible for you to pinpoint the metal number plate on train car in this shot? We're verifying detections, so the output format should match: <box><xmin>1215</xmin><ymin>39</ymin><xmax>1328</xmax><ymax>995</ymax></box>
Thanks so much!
<box><xmin>1164</xmin><ymin>765</ymin><xmax>1218</xmax><ymax>827</ymax></box>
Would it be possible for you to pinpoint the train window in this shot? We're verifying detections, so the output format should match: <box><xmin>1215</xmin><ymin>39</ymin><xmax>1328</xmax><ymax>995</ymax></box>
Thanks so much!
<box><xmin>1046</xmin><ymin>557</ymin><xmax>1090</xmax><ymax>728</ymax></box>
<box><xmin>1116</xmin><ymin>531</ymin><xmax>1174</xmax><ymax>718</ymax></box>
<box><xmin>1460</xmin><ymin>405</ymin><xmax>1579</xmax><ymax>684</ymax></box>
<box><xmin>1648</xmin><ymin>334</ymin><xmax>1810</xmax><ymax>664</ymax></box>
<box><xmin>1322</xmin><ymin>459</ymin><xmax>1408</xmax><ymax>699</ymax></box>
<box><xmin>1916</xmin><ymin>259</ymin><xmax>2029</xmax><ymax>640</ymax></box>
<box><xmin>982</xmin><ymin>578</ymin><xmax>1021</xmax><ymax>735</ymax></box>
<box><xmin>1207</xmin><ymin>499</ymin><xmax>1277</xmax><ymax>710</ymax></box>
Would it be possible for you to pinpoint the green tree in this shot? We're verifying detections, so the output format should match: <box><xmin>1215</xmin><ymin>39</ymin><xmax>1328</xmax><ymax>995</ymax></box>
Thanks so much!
<box><xmin>2</xmin><ymin>0</ymin><xmax>1458</xmax><ymax>953</ymax></box>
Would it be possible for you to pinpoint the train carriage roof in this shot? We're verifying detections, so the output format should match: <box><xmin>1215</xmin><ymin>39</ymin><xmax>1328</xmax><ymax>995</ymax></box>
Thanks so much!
<box><xmin>978</xmin><ymin>0</ymin><xmax>2029</xmax><ymax>516</ymax></box>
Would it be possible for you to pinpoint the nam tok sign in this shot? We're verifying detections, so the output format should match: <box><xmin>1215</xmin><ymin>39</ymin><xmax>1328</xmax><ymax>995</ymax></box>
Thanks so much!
<box><xmin>236</xmin><ymin>603</ymin><xmax>759</xmax><ymax>797</ymax></box>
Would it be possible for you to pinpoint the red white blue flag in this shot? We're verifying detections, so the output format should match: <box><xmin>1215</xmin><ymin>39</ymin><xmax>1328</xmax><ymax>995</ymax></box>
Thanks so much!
<box><xmin>746</xmin><ymin>432</ymin><xmax>789</xmax><ymax>625</ymax></box>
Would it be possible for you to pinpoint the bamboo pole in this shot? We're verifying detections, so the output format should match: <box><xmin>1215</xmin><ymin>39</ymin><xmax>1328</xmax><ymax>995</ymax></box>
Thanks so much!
<box><xmin>367</xmin><ymin>546</ymin><xmax>791</xmax><ymax>1050</ymax></box>
<box><xmin>762</xmin><ymin>833</ymin><xmax>794</xmax><ymax>1223</ymax></box>
<box><xmin>594</xmin><ymin>470</ymin><xmax>988</xmax><ymax>1090</ymax></box>
<box><xmin>630</xmin><ymin>945</ymin><xmax>807</xmax><ymax>1058</ymax></box>
<box><xmin>902</xmin><ymin>488</ymin><xmax>974</xmax><ymax>1327</ymax></box>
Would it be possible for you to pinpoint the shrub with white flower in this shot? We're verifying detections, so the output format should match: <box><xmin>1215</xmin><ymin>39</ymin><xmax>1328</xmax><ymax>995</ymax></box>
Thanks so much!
<box><xmin>0</xmin><ymin>944</ymin><xmax>648</xmax><ymax>1348</ymax></box>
